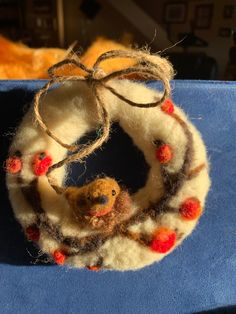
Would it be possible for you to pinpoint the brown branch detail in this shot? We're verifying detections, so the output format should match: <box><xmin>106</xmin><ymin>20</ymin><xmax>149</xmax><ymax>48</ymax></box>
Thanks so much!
<box><xmin>187</xmin><ymin>163</ymin><xmax>206</xmax><ymax>180</ymax></box>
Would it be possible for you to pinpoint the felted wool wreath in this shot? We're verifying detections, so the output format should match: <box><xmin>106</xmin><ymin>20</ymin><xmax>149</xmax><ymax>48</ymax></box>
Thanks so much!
<box><xmin>6</xmin><ymin>50</ymin><xmax>211</xmax><ymax>271</ymax></box>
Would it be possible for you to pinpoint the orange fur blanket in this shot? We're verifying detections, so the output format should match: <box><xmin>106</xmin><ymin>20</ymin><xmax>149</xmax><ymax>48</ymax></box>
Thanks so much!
<box><xmin>0</xmin><ymin>36</ymin><xmax>134</xmax><ymax>79</ymax></box>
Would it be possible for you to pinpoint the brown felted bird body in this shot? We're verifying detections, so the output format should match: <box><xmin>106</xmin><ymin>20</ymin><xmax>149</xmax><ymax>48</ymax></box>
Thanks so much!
<box><xmin>65</xmin><ymin>177</ymin><xmax>132</xmax><ymax>232</ymax></box>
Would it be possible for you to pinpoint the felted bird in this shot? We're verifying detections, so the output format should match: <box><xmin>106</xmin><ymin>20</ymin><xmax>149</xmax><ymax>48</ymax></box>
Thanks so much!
<box><xmin>65</xmin><ymin>177</ymin><xmax>131</xmax><ymax>232</ymax></box>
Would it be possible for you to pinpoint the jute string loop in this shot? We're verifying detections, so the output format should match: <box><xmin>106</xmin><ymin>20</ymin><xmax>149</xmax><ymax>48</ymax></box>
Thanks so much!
<box><xmin>33</xmin><ymin>49</ymin><xmax>174</xmax><ymax>194</ymax></box>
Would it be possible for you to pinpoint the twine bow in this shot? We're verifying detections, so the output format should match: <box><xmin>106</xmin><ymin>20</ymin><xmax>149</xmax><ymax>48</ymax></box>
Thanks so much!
<box><xmin>33</xmin><ymin>49</ymin><xmax>174</xmax><ymax>194</ymax></box>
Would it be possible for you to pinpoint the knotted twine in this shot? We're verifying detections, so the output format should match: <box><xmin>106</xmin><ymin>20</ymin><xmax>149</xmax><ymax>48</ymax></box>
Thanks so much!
<box><xmin>33</xmin><ymin>49</ymin><xmax>174</xmax><ymax>194</ymax></box>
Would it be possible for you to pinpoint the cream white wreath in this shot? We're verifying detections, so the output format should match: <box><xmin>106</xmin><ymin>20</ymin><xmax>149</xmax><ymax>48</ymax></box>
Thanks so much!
<box><xmin>6</xmin><ymin>51</ymin><xmax>210</xmax><ymax>271</ymax></box>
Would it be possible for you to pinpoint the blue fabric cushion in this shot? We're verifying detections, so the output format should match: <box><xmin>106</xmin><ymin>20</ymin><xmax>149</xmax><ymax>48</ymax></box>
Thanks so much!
<box><xmin>0</xmin><ymin>80</ymin><xmax>236</xmax><ymax>314</ymax></box>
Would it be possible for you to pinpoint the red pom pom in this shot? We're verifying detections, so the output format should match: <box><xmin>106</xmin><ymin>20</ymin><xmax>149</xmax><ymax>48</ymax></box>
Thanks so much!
<box><xmin>180</xmin><ymin>197</ymin><xmax>202</xmax><ymax>220</ymax></box>
<box><xmin>53</xmin><ymin>250</ymin><xmax>66</xmax><ymax>265</ymax></box>
<box><xmin>26</xmin><ymin>225</ymin><xmax>40</xmax><ymax>242</ymax></box>
<box><xmin>5</xmin><ymin>156</ymin><xmax>22</xmax><ymax>174</ymax></box>
<box><xmin>32</xmin><ymin>152</ymin><xmax>52</xmax><ymax>176</ymax></box>
<box><xmin>150</xmin><ymin>227</ymin><xmax>176</xmax><ymax>253</ymax></box>
<box><xmin>155</xmin><ymin>144</ymin><xmax>173</xmax><ymax>164</ymax></box>
<box><xmin>161</xmin><ymin>99</ymin><xmax>174</xmax><ymax>114</ymax></box>
<box><xmin>86</xmin><ymin>265</ymin><xmax>100</xmax><ymax>271</ymax></box>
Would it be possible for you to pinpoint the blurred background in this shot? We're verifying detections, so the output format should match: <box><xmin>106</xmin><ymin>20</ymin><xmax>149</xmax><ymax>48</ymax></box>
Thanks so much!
<box><xmin>0</xmin><ymin>0</ymin><xmax>235</xmax><ymax>80</ymax></box>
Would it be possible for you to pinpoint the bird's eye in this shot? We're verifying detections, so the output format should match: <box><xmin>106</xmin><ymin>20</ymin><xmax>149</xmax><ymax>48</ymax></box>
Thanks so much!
<box><xmin>112</xmin><ymin>190</ymin><xmax>116</xmax><ymax>196</ymax></box>
<box><xmin>77</xmin><ymin>198</ymin><xmax>86</xmax><ymax>207</ymax></box>
<box><xmin>87</xmin><ymin>195</ymin><xmax>91</xmax><ymax>201</ymax></box>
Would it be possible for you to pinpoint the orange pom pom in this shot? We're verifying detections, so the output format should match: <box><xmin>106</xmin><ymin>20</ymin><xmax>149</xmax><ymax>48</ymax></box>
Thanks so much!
<box><xmin>150</xmin><ymin>227</ymin><xmax>176</xmax><ymax>253</ymax></box>
<box><xmin>161</xmin><ymin>99</ymin><xmax>174</xmax><ymax>114</ymax></box>
<box><xmin>5</xmin><ymin>156</ymin><xmax>22</xmax><ymax>174</ymax></box>
<box><xmin>53</xmin><ymin>250</ymin><xmax>66</xmax><ymax>265</ymax></box>
<box><xmin>155</xmin><ymin>144</ymin><xmax>173</xmax><ymax>164</ymax></box>
<box><xmin>180</xmin><ymin>197</ymin><xmax>202</xmax><ymax>220</ymax></box>
<box><xmin>32</xmin><ymin>151</ymin><xmax>52</xmax><ymax>176</ymax></box>
<box><xmin>26</xmin><ymin>225</ymin><xmax>40</xmax><ymax>242</ymax></box>
<box><xmin>86</xmin><ymin>265</ymin><xmax>100</xmax><ymax>271</ymax></box>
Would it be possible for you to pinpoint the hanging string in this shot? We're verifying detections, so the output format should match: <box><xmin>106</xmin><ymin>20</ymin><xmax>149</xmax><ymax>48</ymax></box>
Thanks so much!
<box><xmin>33</xmin><ymin>49</ymin><xmax>174</xmax><ymax>194</ymax></box>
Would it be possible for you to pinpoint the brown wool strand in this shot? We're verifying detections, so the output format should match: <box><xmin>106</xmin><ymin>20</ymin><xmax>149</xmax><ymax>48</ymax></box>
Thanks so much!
<box><xmin>33</xmin><ymin>49</ymin><xmax>173</xmax><ymax>194</ymax></box>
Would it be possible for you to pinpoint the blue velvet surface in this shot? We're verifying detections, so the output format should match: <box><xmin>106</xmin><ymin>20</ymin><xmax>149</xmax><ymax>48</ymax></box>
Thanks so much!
<box><xmin>0</xmin><ymin>80</ymin><xmax>236</xmax><ymax>314</ymax></box>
